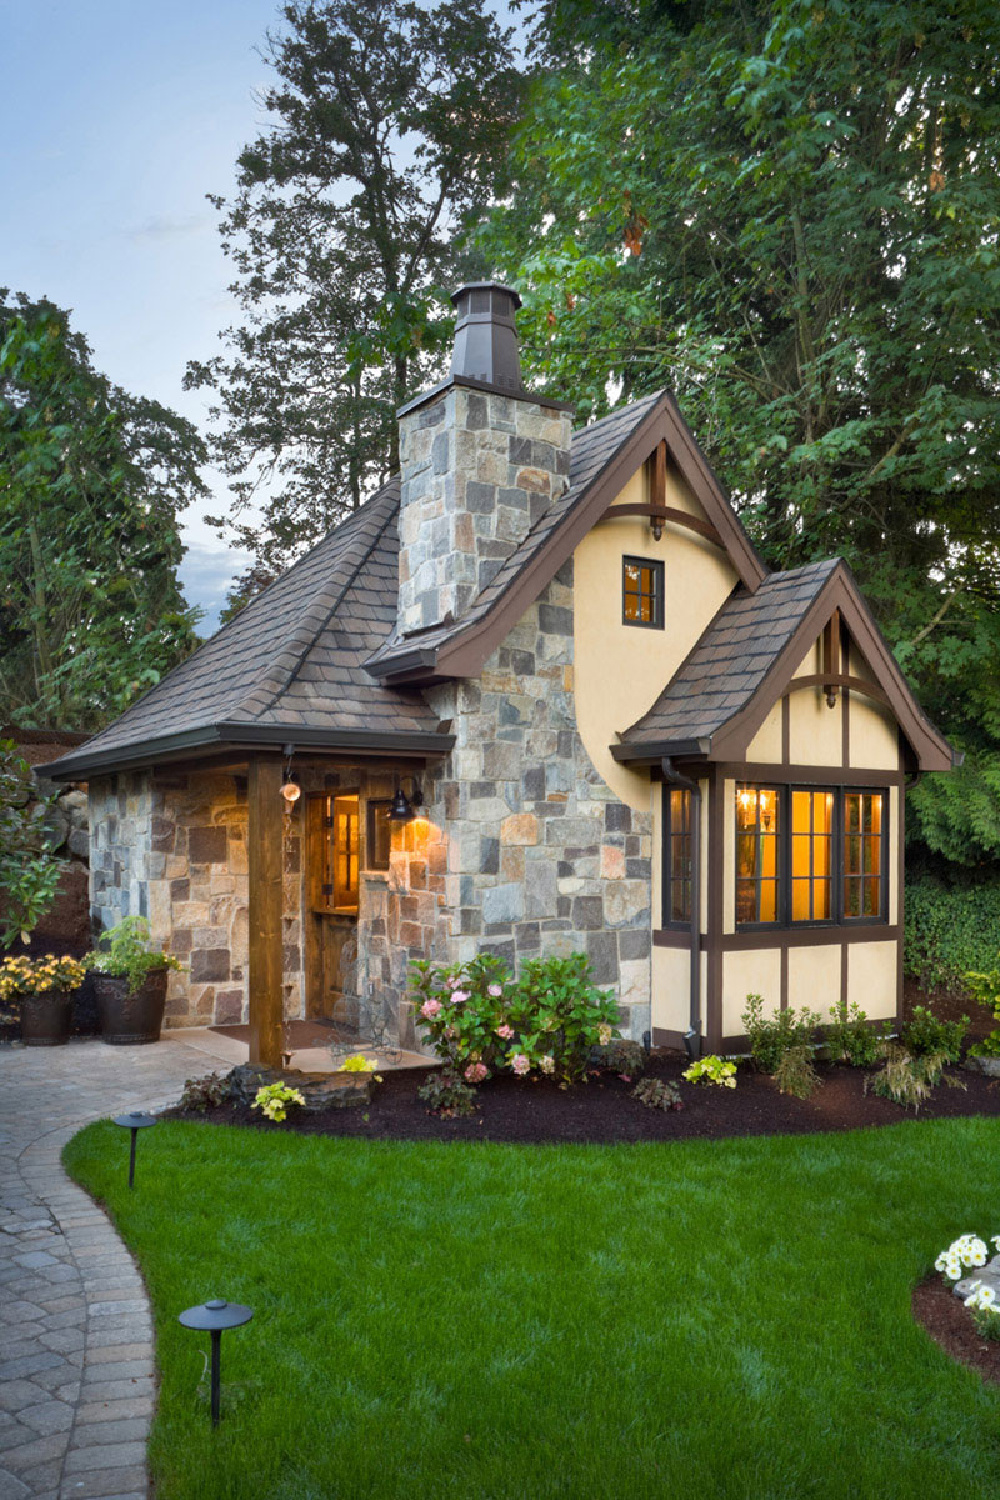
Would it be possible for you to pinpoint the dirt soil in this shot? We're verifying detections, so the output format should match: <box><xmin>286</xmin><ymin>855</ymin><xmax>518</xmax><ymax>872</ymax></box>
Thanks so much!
<box><xmin>912</xmin><ymin>1277</ymin><xmax>1000</xmax><ymax>1385</ymax></box>
<box><xmin>165</xmin><ymin>1050</ymin><xmax>1000</xmax><ymax>1145</ymax></box>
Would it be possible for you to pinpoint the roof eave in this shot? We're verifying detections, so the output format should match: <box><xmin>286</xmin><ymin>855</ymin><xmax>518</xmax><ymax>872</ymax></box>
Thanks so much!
<box><xmin>45</xmin><ymin>721</ymin><xmax>456</xmax><ymax>781</ymax></box>
<box><xmin>611</xmin><ymin>737</ymin><xmax>711</xmax><ymax>765</ymax></box>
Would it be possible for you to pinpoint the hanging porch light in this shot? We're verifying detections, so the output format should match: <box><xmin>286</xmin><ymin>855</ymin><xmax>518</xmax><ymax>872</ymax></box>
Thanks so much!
<box><xmin>280</xmin><ymin>743</ymin><xmax>301</xmax><ymax>805</ymax></box>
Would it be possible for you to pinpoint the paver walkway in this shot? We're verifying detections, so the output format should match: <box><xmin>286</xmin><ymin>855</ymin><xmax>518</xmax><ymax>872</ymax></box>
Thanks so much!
<box><xmin>0</xmin><ymin>1037</ymin><xmax>220</xmax><ymax>1500</ymax></box>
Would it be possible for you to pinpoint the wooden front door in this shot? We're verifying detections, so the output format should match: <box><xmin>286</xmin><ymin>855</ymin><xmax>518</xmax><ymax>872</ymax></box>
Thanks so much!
<box><xmin>306</xmin><ymin>792</ymin><xmax>361</xmax><ymax>1027</ymax></box>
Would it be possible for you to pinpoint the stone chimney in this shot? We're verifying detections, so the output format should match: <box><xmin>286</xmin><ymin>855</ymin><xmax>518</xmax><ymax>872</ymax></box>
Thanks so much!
<box><xmin>396</xmin><ymin>283</ymin><xmax>572</xmax><ymax>635</ymax></box>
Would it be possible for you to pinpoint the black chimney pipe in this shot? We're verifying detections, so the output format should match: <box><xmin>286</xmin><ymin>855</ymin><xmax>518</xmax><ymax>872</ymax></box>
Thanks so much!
<box><xmin>450</xmin><ymin>283</ymin><xmax>524</xmax><ymax>392</ymax></box>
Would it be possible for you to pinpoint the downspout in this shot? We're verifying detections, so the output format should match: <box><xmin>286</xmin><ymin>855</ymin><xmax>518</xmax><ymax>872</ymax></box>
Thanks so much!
<box><xmin>661</xmin><ymin>758</ymin><xmax>702</xmax><ymax>1060</ymax></box>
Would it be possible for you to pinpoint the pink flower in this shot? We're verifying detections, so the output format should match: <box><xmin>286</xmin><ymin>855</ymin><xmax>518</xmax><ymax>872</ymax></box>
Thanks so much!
<box><xmin>420</xmin><ymin>998</ymin><xmax>442</xmax><ymax>1020</ymax></box>
<box><xmin>448</xmin><ymin>975</ymin><xmax>463</xmax><ymax>990</ymax></box>
<box><xmin>451</xmin><ymin>989</ymin><xmax>469</xmax><ymax>1004</ymax></box>
<box><xmin>510</xmin><ymin>1053</ymin><xmax>530</xmax><ymax>1077</ymax></box>
<box><xmin>488</xmin><ymin>984</ymin><xmax>503</xmax><ymax>998</ymax></box>
<box><xmin>464</xmin><ymin>1062</ymin><xmax>488</xmax><ymax>1083</ymax></box>
<box><xmin>497</xmin><ymin>1024</ymin><xmax>514</xmax><ymax>1041</ymax></box>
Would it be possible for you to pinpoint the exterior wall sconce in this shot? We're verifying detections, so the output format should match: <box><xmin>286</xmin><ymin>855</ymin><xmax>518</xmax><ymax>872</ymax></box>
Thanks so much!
<box><xmin>388</xmin><ymin>781</ymin><xmax>423</xmax><ymax>822</ymax></box>
<box><xmin>280</xmin><ymin>743</ymin><xmax>301</xmax><ymax>805</ymax></box>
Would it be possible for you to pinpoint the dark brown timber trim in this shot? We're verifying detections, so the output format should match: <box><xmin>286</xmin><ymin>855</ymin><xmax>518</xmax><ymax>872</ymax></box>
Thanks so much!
<box><xmin>714</xmin><ymin>762</ymin><xmax>903</xmax><ymax>787</ymax></box>
<box><xmin>248</xmin><ymin>754</ymin><xmax>284</xmax><ymax>1069</ymax></box>
<box><xmin>841</xmin><ymin>629</ymin><xmax>851</xmax><ymax>769</ymax></box>
<box><xmin>786</xmin><ymin>673</ymin><xmax>890</xmax><ymax>707</ymax></box>
<box><xmin>596</xmin><ymin>503</ymin><xmax>724</xmax><ymax>548</ymax></box>
<box><xmin>706</xmin><ymin>764</ymin><xmax>725</xmax><ymax>1051</ymax></box>
<box><xmin>897</xmin><ymin>779</ymin><xmax>906</xmax><ymax>1029</ymax></box>
<box><xmin>653</xmin><ymin>923</ymin><xmax>900</xmax><ymax>952</ymax></box>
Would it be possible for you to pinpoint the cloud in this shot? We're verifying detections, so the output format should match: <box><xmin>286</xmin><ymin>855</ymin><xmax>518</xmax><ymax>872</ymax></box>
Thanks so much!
<box><xmin>178</xmin><ymin>545</ymin><xmax>250</xmax><ymax>637</ymax></box>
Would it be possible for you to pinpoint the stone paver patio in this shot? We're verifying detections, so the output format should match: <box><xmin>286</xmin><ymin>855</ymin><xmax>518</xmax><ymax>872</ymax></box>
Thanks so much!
<box><xmin>0</xmin><ymin>1034</ymin><xmax>242</xmax><ymax>1500</ymax></box>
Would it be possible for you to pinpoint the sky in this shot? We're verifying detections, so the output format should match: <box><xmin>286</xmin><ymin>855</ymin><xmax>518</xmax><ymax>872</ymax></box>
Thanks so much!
<box><xmin>2</xmin><ymin>0</ymin><xmax>282</xmax><ymax>633</ymax></box>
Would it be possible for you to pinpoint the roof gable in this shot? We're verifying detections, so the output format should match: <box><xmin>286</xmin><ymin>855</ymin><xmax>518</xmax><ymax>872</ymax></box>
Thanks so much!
<box><xmin>614</xmin><ymin>559</ymin><xmax>953</xmax><ymax>772</ymax></box>
<box><xmin>366</xmin><ymin>388</ymin><xmax>766</xmax><ymax>683</ymax></box>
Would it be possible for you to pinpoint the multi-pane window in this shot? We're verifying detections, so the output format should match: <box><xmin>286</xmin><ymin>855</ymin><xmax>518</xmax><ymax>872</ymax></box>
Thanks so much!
<box><xmin>663</xmin><ymin>786</ymin><xmax>692</xmax><ymax>924</ymax></box>
<box><xmin>732</xmin><ymin>785</ymin><xmax>887</xmax><ymax>929</ymax></box>
<box><xmin>736</xmin><ymin>785</ymin><xmax>780</xmax><ymax>924</ymax></box>
<box><xmin>844</xmin><ymin>791</ymin><xmax>884</xmax><ymax>920</ymax></box>
<box><xmin>623</xmin><ymin>556</ymin><xmax>664</xmax><ymax>628</ymax></box>
<box><xmin>791</xmin><ymin>789</ymin><xmax>834</xmax><ymax>922</ymax></box>
<box><xmin>332</xmin><ymin>794</ymin><xmax>359</xmax><ymax>913</ymax></box>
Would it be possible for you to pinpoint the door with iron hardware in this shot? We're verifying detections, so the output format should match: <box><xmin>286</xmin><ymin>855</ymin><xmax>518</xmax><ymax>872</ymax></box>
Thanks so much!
<box><xmin>305</xmin><ymin>791</ymin><xmax>360</xmax><ymax>1026</ymax></box>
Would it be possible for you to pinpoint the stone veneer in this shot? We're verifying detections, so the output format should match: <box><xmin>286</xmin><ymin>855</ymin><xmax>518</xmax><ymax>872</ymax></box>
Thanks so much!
<box><xmin>397</xmin><ymin>386</ymin><xmax>572</xmax><ymax>632</ymax></box>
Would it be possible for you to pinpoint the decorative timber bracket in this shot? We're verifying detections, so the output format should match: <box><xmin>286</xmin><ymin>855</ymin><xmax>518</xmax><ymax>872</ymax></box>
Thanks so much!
<box><xmin>594</xmin><ymin>439</ymin><xmax>725</xmax><ymax>548</ymax></box>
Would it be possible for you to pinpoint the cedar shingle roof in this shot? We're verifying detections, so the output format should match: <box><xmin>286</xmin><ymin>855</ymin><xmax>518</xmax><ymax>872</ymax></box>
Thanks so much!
<box><xmin>617</xmin><ymin>559</ymin><xmax>841</xmax><ymax>754</ymax></box>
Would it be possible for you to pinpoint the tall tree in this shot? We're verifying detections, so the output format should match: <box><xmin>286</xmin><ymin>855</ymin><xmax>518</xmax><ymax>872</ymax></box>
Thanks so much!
<box><xmin>187</xmin><ymin>0</ymin><xmax>524</xmax><ymax>588</ymax></box>
<box><xmin>486</xmin><ymin>0</ymin><xmax>1000</xmax><ymax>872</ymax></box>
<box><xmin>0</xmin><ymin>293</ymin><xmax>204</xmax><ymax>731</ymax></box>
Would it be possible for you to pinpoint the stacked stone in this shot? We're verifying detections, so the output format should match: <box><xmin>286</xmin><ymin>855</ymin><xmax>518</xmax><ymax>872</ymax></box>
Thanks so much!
<box><xmin>397</xmin><ymin>386</ymin><xmax>572</xmax><ymax>632</ymax></box>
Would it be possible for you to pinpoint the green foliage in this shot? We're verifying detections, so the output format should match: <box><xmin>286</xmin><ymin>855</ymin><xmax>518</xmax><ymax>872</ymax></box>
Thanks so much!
<box><xmin>825</xmin><ymin>1003</ymin><xmax>887</xmax><ymax>1068</ymax></box>
<box><xmin>596</xmin><ymin>1038</ymin><xmax>647</xmax><ymax>1077</ymax></box>
<box><xmin>632</xmin><ymin>1076</ymin><xmax>682</xmax><ymax>1111</ymax></box>
<box><xmin>485</xmin><ymin>0</ymin><xmax>1000</xmax><ymax>874</ymax></box>
<box><xmin>179</xmin><ymin>1073</ymin><xmax>230</xmax><ymax>1111</ymax></box>
<box><xmin>865</xmin><ymin>1046</ymin><xmax>965</xmax><ymax>1113</ymax></box>
<box><xmin>417</xmin><ymin>1068</ymin><xmax>477</xmax><ymax>1118</ymax></box>
<box><xmin>742</xmin><ymin>994</ymin><xmax>821</xmax><ymax>1074</ymax></box>
<box><xmin>902</xmin><ymin>1005</ymin><xmax>969</xmax><ymax>1063</ymax></box>
<box><xmin>0</xmin><ymin>293</ymin><xmax>203</xmax><ymax>730</ymax></box>
<box><xmin>772</xmin><ymin>1044</ymin><xmax>821</xmax><ymax>1100</ymax></box>
<box><xmin>906</xmin><ymin>877</ymin><xmax>1000</xmax><ymax>992</ymax></box>
<box><xmin>0</xmin><ymin>739</ymin><xmax>61</xmax><ymax>945</ymax></box>
<box><xmin>187</xmin><ymin>0</ymin><xmax>523</xmax><ymax>592</ymax></box>
<box><xmin>87</xmin><ymin>916</ymin><xmax>181</xmax><ymax>997</ymax></box>
<box><xmin>410</xmin><ymin>951</ymin><xmax>619</xmax><ymax>1084</ymax></box>
<box><xmin>251</xmin><ymin>1081</ymin><xmax>306</xmax><ymax>1123</ymax></box>
<box><xmin>682</xmin><ymin>1055</ymin><xmax>737</xmax><ymax>1088</ymax></box>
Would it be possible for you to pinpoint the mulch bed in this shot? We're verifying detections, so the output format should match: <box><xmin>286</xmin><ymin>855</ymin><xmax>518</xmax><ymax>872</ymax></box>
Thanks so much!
<box><xmin>164</xmin><ymin>1051</ymin><xmax>1000</xmax><ymax>1145</ymax></box>
<box><xmin>912</xmin><ymin>1276</ymin><xmax>1000</xmax><ymax>1385</ymax></box>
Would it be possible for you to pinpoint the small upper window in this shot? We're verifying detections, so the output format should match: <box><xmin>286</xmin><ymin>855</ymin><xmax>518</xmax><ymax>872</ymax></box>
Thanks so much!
<box><xmin>366</xmin><ymin>798</ymin><xmax>392</xmax><ymax>872</ymax></box>
<box><xmin>623</xmin><ymin>556</ymin><xmax>664</xmax><ymax>629</ymax></box>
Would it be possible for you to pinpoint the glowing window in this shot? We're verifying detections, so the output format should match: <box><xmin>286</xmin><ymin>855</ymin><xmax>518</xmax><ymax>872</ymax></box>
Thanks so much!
<box><xmin>623</xmin><ymin>556</ymin><xmax>664</xmax><ymax>628</ymax></box>
<box><xmin>791</xmin><ymin>789</ymin><xmax>835</xmax><ymax>922</ymax></box>
<box><xmin>736</xmin><ymin>785</ymin><xmax>780</xmax><ymax>924</ymax></box>
<box><xmin>843</xmin><ymin>791</ymin><xmax>884</xmax><ymax>919</ymax></box>
<box><xmin>664</xmin><ymin>786</ymin><xmax>692</xmax><ymax>924</ymax></box>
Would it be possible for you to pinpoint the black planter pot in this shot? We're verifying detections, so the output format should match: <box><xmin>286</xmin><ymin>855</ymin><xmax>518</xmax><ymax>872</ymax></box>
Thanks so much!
<box><xmin>21</xmin><ymin>989</ymin><xmax>73</xmax><ymax>1047</ymax></box>
<box><xmin>94</xmin><ymin>969</ymin><xmax>168</xmax><ymax>1045</ymax></box>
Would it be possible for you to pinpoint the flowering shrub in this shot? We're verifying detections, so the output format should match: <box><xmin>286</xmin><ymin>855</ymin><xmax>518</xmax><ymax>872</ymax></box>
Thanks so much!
<box><xmin>0</xmin><ymin>954</ymin><xmax>86</xmax><ymax>1000</ymax></box>
<box><xmin>936</xmin><ymin>1233</ymin><xmax>1000</xmax><ymax>1338</ymax></box>
<box><xmin>409</xmin><ymin>952</ymin><xmax>619</xmax><ymax>1084</ymax></box>
<box><xmin>965</xmin><ymin>1282</ymin><xmax>1000</xmax><ymax>1341</ymax></box>
<box><xmin>252</xmin><ymin>1081</ymin><xmax>305</xmax><ymax>1122</ymax></box>
<box><xmin>682</xmin><ymin>1055</ymin><xmax>737</xmax><ymax>1088</ymax></box>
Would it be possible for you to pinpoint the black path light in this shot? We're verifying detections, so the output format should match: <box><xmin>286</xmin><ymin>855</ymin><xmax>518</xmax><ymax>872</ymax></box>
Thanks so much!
<box><xmin>178</xmin><ymin>1299</ymin><xmax>254</xmax><ymax>1427</ymax></box>
<box><xmin>113</xmin><ymin>1112</ymin><xmax>157</xmax><ymax>1190</ymax></box>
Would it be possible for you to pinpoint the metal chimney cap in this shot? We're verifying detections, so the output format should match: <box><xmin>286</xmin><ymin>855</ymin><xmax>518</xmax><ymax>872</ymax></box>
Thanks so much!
<box><xmin>450</xmin><ymin>282</ymin><xmax>522</xmax><ymax>311</ymax></box>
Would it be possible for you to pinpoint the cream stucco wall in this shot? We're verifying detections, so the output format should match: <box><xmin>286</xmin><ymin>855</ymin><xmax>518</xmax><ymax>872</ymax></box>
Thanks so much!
<box><xmin>846</xmin><ymin>940</ymin><xmax>897</xmax><ymax>1021</ymax></box>
<box><xmin>746</xmin><ymin>703</ymin><xmax>783</xmax><ymax>763</ymax></box>
<box><xmin>652</xmin><ymin>945</ymin><xmax>693</xmax><ymax>1036</ymax></box>
<box><xmin>723</xmin><ymin>949</ymin><xmax>781</xmax><ymax>1036</ymax></box>
<box><xmin>788</xmin><ymin>943</ymin><xmax>841</xmax><ymax>1017</ymax></box>
<box><xmin>787</xmin><ymin>640</ymin><xmax>845</xmax><ymax>766</ymax></box>
<box><xmin>574</xmin><ymin>465</ymin><xmax>738</xmax><ymax>811</ymax></box>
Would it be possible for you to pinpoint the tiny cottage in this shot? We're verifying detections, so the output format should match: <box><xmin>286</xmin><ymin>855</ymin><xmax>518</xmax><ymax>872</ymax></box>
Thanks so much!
<box><xmin>48</xmin><ymin>285</ymin><xmax>954</xmax><ymax>1064</ymax></box>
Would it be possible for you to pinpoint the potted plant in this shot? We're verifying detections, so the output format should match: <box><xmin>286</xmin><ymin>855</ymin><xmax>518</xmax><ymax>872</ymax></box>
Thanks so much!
<box><xmin>87</xmin><ymin>917</ymin><xmax>181</xmax><ymax>1045</ymax></box>
<box><xmin>0</xmin><ymin>954</ymin><xmax>86</xmax><ymax>1046</ymax></box>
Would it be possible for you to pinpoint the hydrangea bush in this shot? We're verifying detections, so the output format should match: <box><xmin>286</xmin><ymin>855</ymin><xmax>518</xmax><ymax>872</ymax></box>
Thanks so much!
<box><xmin>409</xmin><ymin>951</ymin><xmax>619</xmax><ymax>1085</ymax></box>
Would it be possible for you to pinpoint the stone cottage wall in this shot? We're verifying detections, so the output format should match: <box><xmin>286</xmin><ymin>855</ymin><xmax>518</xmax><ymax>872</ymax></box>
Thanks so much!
<box><xmin>411</xmin><ymin>559</ymin><xmax>653</xmax><ymax>1041</ymax></box>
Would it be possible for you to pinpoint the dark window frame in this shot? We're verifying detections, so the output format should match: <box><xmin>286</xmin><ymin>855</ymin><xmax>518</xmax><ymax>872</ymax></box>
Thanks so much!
<box><xmin>365</xmin><ymin>797</ymin><xmax>393</xmax><ymax>873</ymax></box>
<box><xmin>622</xmin><ymin>555</ymin><xmax>665</xmax><ymax>630</ymax></box>
<box><xmin>734</xmin><ymin>783</ymin><xmax>889</xmax><ymax>932</ymax></box>
<box><xmin>661</xmin><ymin>784</ymin><xmax>693</xmax><ymax>928</ymax></box>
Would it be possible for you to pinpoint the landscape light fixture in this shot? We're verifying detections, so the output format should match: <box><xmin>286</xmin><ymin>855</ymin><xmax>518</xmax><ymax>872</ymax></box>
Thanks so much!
<box><xmin>178</xmin><ymin>1298</ymin><xmax>253</xmax><ymax>1427</ymax></box>
<box><xmin>113</xmin><ymin>1112</ymin><xmax>157</xmax><ymax>1190</ymax></box>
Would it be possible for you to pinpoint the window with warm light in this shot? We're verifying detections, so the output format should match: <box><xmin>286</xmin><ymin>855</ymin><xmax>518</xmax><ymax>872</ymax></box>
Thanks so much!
<box><xmin>844</xmin><ymin>791</ymin><xmax>884</xmax><ymax>920</ymax></box>
<box><xmin>366</xmin><ymin>798</ymin><xmax>392</xmax><ymax>872</ymax></box>
<box><xmin>791</xmin><ymin>789</ymin><xmax>834</xmax><ymax>922</ymax></box>
<box><xmin>623</xmin><ymin>556</ymin><xmax>664</xmax><ymax>628</ymax></box>
<box><xmin>663</xmin><ymin>786</ymin><xmax>692</xmax><ymax>925</ymax></box>
<box><xmin>736</xmin><ymin>785</ymin><xmax>780</xmax><ymax>924</ymax></box>
<box><xmin>332</xmin><ymin>795</ymin><xmax>359</xmax><ymax>912</ymax></box>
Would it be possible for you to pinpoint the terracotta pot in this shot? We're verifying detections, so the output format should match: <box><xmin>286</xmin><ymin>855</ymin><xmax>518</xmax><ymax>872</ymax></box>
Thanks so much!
<box><xmin>20</xmin><ymin>989</ymin><xmax>73</xmax><ymax>1047</ymax></box>
<box><xmin>94</xmin><ymin>969</ymin><xmax>168</xmax><ymax>1045</ymax></box>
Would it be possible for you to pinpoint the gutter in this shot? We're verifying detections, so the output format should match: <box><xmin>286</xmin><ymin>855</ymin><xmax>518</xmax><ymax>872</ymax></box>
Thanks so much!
<box><xmin>661</xmin><ymin>757</ymin><xmax>702</xmax><ymax>1060</ymax></box>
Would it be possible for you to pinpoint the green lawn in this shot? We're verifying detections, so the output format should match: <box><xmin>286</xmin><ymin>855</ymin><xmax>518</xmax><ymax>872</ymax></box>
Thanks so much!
<box><xmin>64</xmin><ymin>1118</ymin><xmax>1000</xmax><ymax>1500</ymax></box>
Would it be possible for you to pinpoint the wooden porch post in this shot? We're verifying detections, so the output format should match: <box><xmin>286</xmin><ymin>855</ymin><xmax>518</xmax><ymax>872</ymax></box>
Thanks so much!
<box><xmin>248</xmin><ymin>753</ymin><xmax>283</xmax><ymax>1068</ymax></box>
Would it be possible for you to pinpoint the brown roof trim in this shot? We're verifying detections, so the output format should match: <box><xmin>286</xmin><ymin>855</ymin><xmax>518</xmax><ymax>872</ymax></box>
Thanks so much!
<box><xmin>45</xmin><ymin>722</ymin><xmax>456</xmax><ymax>782</ymax></box>
<box><xmin>705</xmin><ymin>563</ymin><xmax>953</xmax><ymax>771</ymax></box>
<box><xmin>414</xmin><ymin>391</ymin><xmax>766</xmax><ymax>683</ymax></box>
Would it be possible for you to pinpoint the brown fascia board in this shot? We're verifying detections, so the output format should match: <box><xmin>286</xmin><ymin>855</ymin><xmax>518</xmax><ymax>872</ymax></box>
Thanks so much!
<box><xmin>422</xmin><ymin>392</ymin><xmax>767</xmax><ymax>682</ymax></box>
<box><xmin>707</xmin><ymin>563</ymin><xmax>954</xmax><ymax>772</ymax></box>
<box><xmin>612</xmin><ymin>737</ymin><xmax>711</xmax><ymax>764</ymax></box>
<box><xmin>45</xmin><ymin>721</ymin><xmax>456</xmax><ymax>782</ymax></box>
